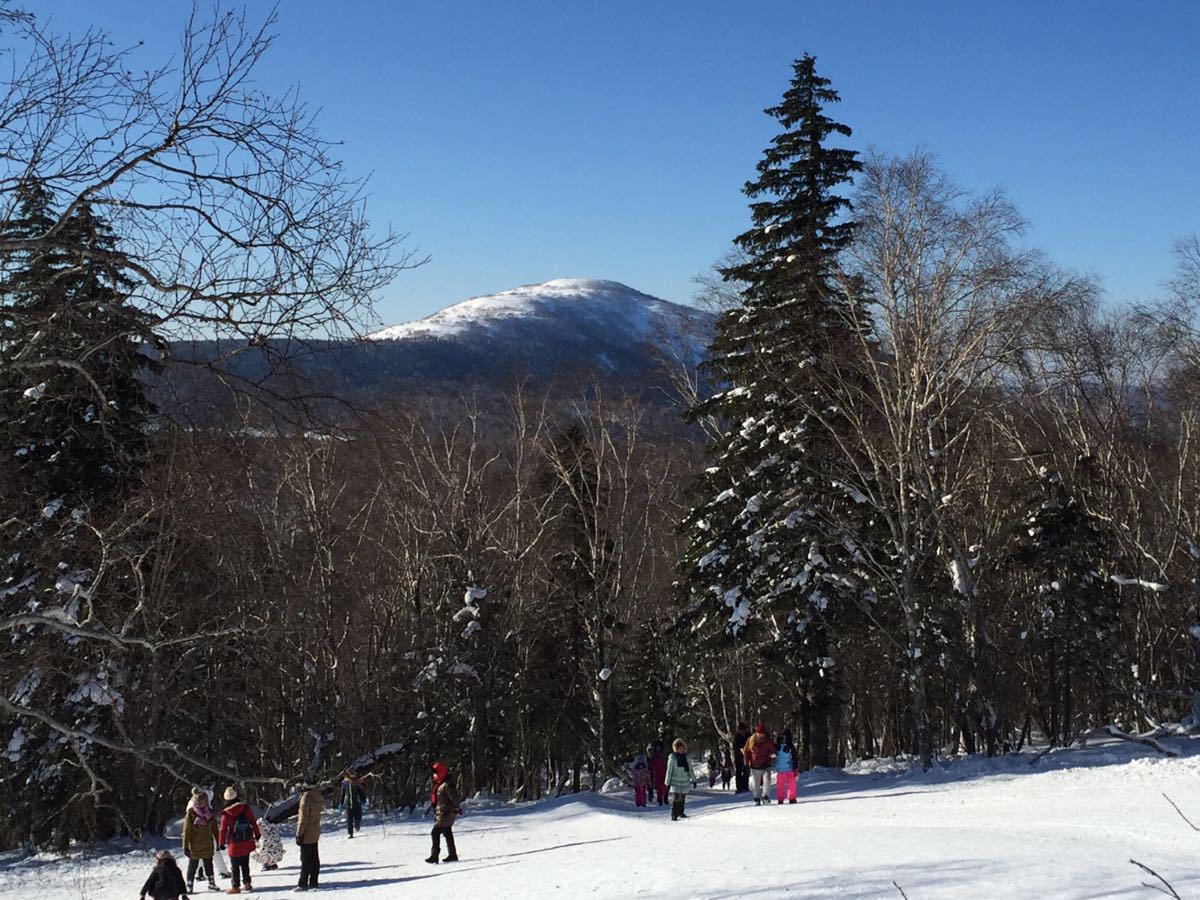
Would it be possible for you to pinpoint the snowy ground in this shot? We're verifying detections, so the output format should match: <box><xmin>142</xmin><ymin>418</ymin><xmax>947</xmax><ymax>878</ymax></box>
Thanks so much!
<box><xmin>5</xmin><ymin>733</ymin><xmax>1200</xmax><ymax>899</ymax></box>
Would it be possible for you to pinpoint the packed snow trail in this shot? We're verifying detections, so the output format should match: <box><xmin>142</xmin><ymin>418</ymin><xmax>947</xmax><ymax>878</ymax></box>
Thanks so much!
<box><xmin>4</xmin><ymin>734</ymin><xmax>1200</xmax><ymax>898</ymax></box>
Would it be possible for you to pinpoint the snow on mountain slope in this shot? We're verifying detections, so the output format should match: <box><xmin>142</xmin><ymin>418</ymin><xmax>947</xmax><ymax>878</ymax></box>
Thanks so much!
<box><xmin>367</xmin><ymin>278</ymin><xmax>713</xmax><ymax>373</ymax></box>
<box><xmin>5</xmin><ymin>733</ymin><xmax>1200</xmax><ymax>899</ymax></box>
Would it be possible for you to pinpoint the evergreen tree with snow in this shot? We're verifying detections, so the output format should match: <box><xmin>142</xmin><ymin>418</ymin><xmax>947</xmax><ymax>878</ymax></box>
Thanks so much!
<box><xmin>679</xmin><ymin>56</ymin><xmax>871</xmax><ymax>766</ymax></box>
<box><xmin>1015</xmin><ymin>461</ymin><xmax>1125</xmax><ymax>746</ymax></box>
<box><xmin>0</xmin><ymin>180</ymin><xmax>160</xmax><ymax>847</ymax></box>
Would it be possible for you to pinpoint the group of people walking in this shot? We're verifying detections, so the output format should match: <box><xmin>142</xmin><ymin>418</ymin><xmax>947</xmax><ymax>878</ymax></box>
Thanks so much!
<box><xmin>138</xmin><ymin>770</ymin><xmax>403</xmax><ymax>899</ymax></box>
<box><xmin>629</xmin><ymin>722</ymin><xmax>802</xmax><ymax>822</ymax></box>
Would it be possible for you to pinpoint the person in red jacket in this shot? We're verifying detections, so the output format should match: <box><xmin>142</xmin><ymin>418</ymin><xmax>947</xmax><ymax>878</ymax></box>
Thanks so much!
<box><xmin>742</xmin><ymin>723</ymin><xmax>778</xmax><ymax>806</ymax></box>
<box><xmin>647</xmin><ymin>742</ymin><xmax>668</xmax><ymax>806</ymax></box>
<box><xmin>218</xmin><ymin>786</ymin><xmax>261</xmax><ymax>895</ymax></box>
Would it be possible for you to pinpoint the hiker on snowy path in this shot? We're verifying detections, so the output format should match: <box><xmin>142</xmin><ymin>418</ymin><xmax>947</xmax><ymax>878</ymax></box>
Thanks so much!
<box><xmin>774</xmin><ymin>730</ymin><xmax>798</xmax><ymax>804</ymax></box>
<box><xmin>631</xmin><ymin>753</ymin><xmax>652</xmax><ymax>807</ymax></box>
<box><xmin>647</xmin><ymin>741</ymin><xmax>668</xmax><ymax>806</ymax></box>
<box><xmin>426</xmin><ymin>761</ymin><xmax>461</xmax><ymax>864</ymax></box>
<box><xmin>217</xmin><ymin>786</ymin><xmax>261</xmax><ymax>895</ymax></box>
<box><xmin>181</xmin><ymin>787</ymin><xmax>219</xmax><ymax>893</ymax></box>
<box><xmin>742</xmin><ymin>723</ymin><xmax>777</xmax><ymax>806</ymax></box>
<box><xmin>296</xmin><ymin>780</ymin><xmax>325</xmax><ymax>892</ymax></box>
<box><xmin>665</xmin><ymin>739</ymin><xmax>693</xmax><ymax>821</ymax></box>
<box><xmin>733</xmin><ymin>723</ymin><xmax>751</xmax><ymax>793</ymax></box>
<box><xmin>340</xmin><ymin>772</ymin><xmax>367</xmax><ymax>838</ymax></box>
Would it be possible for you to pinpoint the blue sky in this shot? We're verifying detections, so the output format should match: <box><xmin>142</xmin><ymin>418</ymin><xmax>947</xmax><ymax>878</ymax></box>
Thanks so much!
<box><xmin>42</xmin><ymin>1</ymin><xmax>1200</xmax><ymax>325</ymax></box>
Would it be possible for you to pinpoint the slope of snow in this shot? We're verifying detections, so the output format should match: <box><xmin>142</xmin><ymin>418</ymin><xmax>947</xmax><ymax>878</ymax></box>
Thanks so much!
<box><xmin>367</xmin><ymin>278</ymin><xmax>711</xmax><ymax>365</ymax></box>
<box><xmin>5</xmin><ymin>733</ymin><xmax>1200</xmax><ymax>898</ymax></box>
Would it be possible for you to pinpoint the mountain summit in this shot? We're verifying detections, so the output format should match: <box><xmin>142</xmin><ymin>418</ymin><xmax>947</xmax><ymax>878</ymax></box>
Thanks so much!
<box><xmin>367</xmin><ymin>278</ymin><xmax>713</xmax><ymax>376</ymax></box>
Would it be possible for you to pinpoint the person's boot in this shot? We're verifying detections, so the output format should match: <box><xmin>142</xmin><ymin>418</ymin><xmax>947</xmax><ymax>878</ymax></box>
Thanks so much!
<box><xmin>678</xmin><ymin>801</ymin><xmax>688</xmax><ymax>820</ymax></box>
<box><xmin>188</xmin><ymin>879</ymin><xmax>195</xmax><ymax>895</ymax></box>
<box><xmin>777</xmin><ymin>799</ymin><xmax>783</xmax><ymax>805</ymax></box>
<box><xmin>426</xmin><ymin>840</ymin><xmax>440</xmax><ymax>865</ymax></box>
<box><xmin>208</xmin><ymin>878</ymin><xmax>219</xmax><ymax>892</ymax></box>
<box><xmin>443</xmin><ymin>833</ymin><xmax>459</xmax><ymax>862</ymax></box>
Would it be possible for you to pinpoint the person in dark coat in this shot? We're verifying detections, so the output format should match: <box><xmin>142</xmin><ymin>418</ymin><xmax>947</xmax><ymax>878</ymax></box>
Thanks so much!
<box><xmin>140</xmin><ymin>849</ymin><xmax>188</xmax><ymax>900</ymax></box>
<box><xmin>647</xmin><ymin>742</ymin><xmax>668</xmax><ymax>806</ymax></box>
<box><xmin>733</xmin><ymin>723</ymin><xmax>751</xmax><ymax>793</ymax></box>
<box><xmin>340</xmin><ymin>772</ymin><xmax>367</xmax><ymax>838</ymax></box>
<box><xmin>426</xmin><ymin>761</ymin><xmax>461</xmax><ymax>864</ymax></box>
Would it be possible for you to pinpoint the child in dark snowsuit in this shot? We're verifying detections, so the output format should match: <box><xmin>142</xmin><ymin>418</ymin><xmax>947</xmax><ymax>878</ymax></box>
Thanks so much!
<box><xmin>720</xmin><ymin>750</ymin><xmax>733</xmax><ymax>790</ymax></box>
<box><xmin>631</xmin><ymin>754</ymin><xmax>652</xmax><ymax>807</ymax></box>
<box><xmin>140</xmin><ymin>850</ymin><xmax>188</xmax><ymax>900</ymax></box>
<box><xmin>706</xmin><ymin>753</ymin><xmax>719</xmax><ymax>788</ymax></box>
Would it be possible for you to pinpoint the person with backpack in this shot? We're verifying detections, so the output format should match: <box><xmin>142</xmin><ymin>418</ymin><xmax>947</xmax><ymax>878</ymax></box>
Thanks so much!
<box><xmin>630</xmin><ymin>753</ymin><xmax>652</xmax><ymax>808</ymax></box>
<box><xmin>217</xmin><ymin>786</ymin><xmax>261</xmax><ymax>895</ymax></box>
<box><xmin>296</xmin><ymin>780</ymin><xmax>324</xmax><ymax>892</ymax></box>
<box><xmin>426</xmin><ymin>761</ymin><xmax>460</xmax><ymax>864</ymax></box>
<box><xmin>742</xmin><ymin>722</ymin><xmax>777</xmax><ymax>806</ymax></box>
<box><xmin>775</xmin><ymin>729</ymin><xmax>799</xmax><ymax>804</ymax></box>
<box><xmin>339</xmin><ymin>772</ymin><xmax>367</xmax><ymax>838</ymax></box>
<box><xmin>181</xmin><ymin>787</ymin><xmax>219</xmax><ymax>894</ymax></box>
<box><xmin>664</xmin><ymin>738</ymin><xmax>693</xmax><ymax>821</ymax></box>
<box><xmin>140</xmin><ymin>849</ymin><xmax>189</xmax><ymax>900</ymax></box>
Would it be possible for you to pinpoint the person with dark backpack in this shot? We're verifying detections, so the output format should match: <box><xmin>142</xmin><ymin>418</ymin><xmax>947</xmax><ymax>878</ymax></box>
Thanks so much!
<box><xmin>339</xmin><ymin>772</ymin><xmax>367</xmax><ymax>838</ymax></box>
<box><xmin>217</xmin><ymin>787</ymin><xmax>261</xmax><ymax>895</ymax></box>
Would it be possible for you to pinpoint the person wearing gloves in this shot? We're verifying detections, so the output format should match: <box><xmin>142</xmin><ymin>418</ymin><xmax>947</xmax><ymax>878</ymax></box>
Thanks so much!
<box><xmin>426</xmin><ymin>761</ymin><xmax>460</xmax><ymax>864</ymax></box>
<box><xmin>296</xmin><ymin>781</ymin><xmax>325</xmax><ymax>892</ymax></box>
<box><xmin>139</xmin><ymin>849</ymin><xmax>188</xmax><ymax>900</ymax></box>
<box><xmin>217</xmin><ymin>786</ymin><xmax>261</xmax><ymax>895</ymax></box>
<box><xmin>181</xmin><ymin>787</ymin><xmax>219</xmax><ymax>893</ymax></box>
<box><xmin>664</xmin><ymin>738</ymin><xmax>693</xmax><ymax>821</ymax></box>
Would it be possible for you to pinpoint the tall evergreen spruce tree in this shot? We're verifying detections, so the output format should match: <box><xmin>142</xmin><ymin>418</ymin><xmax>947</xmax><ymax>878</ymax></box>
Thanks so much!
<box><xmin>0</xmin><ymin>181</ymin><xmax>160</xmax><ymax>846</ymax></box>
<box><xmin>1016</xmin><ymin>463</ymin><xmax>1124</xmax><ymax>746</ymax></box>
<box><xmin>680</xmin><ymin>56</ymin><xmax>869</xmax><ymax>767</ymax></box>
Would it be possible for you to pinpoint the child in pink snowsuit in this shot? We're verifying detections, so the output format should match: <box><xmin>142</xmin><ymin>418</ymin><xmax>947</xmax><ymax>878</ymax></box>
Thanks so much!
<box><xmin>631</xmin><ymin>754</ymin><xmax>652</xmax><ymax>807</ymax></box>
<box><xmin>775</xmin><ymin>731</ymin><xmax>798</xmax><ymax>804</ymax></box>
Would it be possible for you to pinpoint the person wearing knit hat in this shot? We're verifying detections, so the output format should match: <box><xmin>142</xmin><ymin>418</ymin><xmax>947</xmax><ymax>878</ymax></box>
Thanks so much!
<box><xmin>182</xmin><ymin>787</ymin><xmax>219</xmax><ymax>893</ymax></box>
<box><xmin>742</xmin><ymin>722</ymin><xmax>777</xmax><ymax>806</ymax></box>
<box><xmin>218</xmin><ymin>786</ymin><xmax>261</xmax><ymax>894</ymax></box>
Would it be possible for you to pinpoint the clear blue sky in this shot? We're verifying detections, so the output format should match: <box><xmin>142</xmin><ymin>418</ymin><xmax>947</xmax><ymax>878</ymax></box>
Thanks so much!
<box><xmin>42</xmin><ymin>1</ymin><xmax>1200</xmax><ymax>325</ymax></box>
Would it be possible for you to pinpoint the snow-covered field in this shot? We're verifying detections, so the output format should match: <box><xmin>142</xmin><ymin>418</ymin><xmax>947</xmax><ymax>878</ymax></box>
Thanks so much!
<box><xmin>5</xmin><ymin>733</ymin><xmax>1200</xmax><ymax>899</ymax></box>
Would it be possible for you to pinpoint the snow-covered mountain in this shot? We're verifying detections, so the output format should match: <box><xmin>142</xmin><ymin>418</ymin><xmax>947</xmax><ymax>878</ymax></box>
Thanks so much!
<box><xmin>165</xmin><ymin>280</ymin><xmax>715</xmax><ymax>417</ymax></box>
<box><xmin>366</xmin><ymin>278</ymin><xmax>713</xmax><ymax>378</ymax></box>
